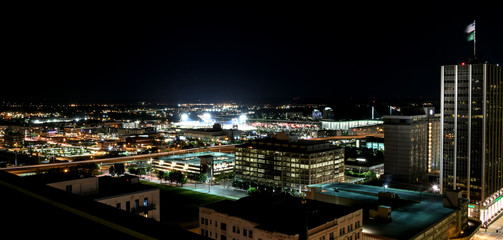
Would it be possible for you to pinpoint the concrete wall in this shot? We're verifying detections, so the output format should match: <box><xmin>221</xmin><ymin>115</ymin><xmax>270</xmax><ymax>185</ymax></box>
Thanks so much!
<box><xmin>199</xmin><ymin>207</ymin><xmax>271</xmax><ymax>240</ymax></box>
<box><xmin>47</xmin><ymin>177</ymin><xmax>99</xmax><ymax>196</ymax></box>
<box><xmin>308</xmin><ymin>209</ymin><xmax>363</xmax><ymax>240</ymax></box>
<box><xmin>200</xmin><ymin>203</ymin><xmax>362</xmax><ymax>240</ymax></box>
<box><xmin>95</xmin><ymin>188</ymin><xmax>160</xmax><ymax>221</ymax></box>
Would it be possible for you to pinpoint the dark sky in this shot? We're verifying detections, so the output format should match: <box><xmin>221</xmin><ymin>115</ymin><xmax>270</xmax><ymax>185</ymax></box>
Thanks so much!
<box><xmin>4</xmin><ymin>3</ymin><xmax>502</xmax><ymax>103</ymax></box>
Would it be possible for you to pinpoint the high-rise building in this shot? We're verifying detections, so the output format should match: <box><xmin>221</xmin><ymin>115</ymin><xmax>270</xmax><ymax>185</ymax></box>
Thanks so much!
<box><xmin>383</xmin><ymin>107</ymin><xmax>441</xmax><ymax>186</ymax></box>
<box><xmin>234</xmin><ymin>133</ymin><xmax>344</xmax><ymax>190</ymax></box>
<box><xmin>441</xmin><ymin>61</ymin><xmax>502</xmax><ymax>224</ymax></box>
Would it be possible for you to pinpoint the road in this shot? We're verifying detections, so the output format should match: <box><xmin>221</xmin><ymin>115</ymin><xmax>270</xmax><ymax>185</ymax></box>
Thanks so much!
<box><xmin>1</xmin><ymin>145</ymin><xmax>236</xmax><ymax>175</ymax></box>
<box><xmin>309</xmin><ymin>133</ymin><xmax>384</xmax><ymax>141</ymax></box>
<box><xmin>141</xmin><ymin>176</ymin><xmax>247</xmax><ymax>200</ymax></box>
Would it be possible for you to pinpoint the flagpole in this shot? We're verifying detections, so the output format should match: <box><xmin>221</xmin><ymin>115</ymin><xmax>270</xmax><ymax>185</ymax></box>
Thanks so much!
<box><xmin>473</xmin><ymin>20</ymin><xmax>476</xmax><ymax>58</ymax></box>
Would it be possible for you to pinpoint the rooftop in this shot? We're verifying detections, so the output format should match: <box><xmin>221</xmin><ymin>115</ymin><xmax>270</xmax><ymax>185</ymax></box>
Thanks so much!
<box><xmin>309</xmin><ymin>182</ymin><xmax>455</xmax><ymax>239</ymax></box>
<box><xmin>238</xmin><ymin>135</ymin><xmax>340</xmax><ymax>153</ymax></box>
<box><xmin>93</xmin><ymin>175</ymin><xmax>159</xmax><ymax>200</ymax></box>
<box><xmin>158</xmin><ymin>151</ymin><xmax>234</xmax><ymax>165</ymax></box>
<box><xmin>203</xmin><ymin>194</ymin><xmax>359</xmax><ymax>236</ymax></box>
<box><xmin>26</xmin><ymin>172</ymin><xmax>159</xmax><ymax>200</ymax></box>
<box><xmin>0</xmin><ymin>170</ymin><xmax>200</xmax><ymax>239</ymax></box>
<box><xmin>24</xmin><ymin>170</ymin><xmax>95</xmax><ymax>184</ymax></box>
<box><xmin>345</xmin><ymin>159</ymin><xmax>384</xmax><ymax>168</ymax></box>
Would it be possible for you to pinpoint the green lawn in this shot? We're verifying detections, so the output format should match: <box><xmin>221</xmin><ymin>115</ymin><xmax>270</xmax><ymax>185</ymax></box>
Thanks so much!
<box><xmin>141</xmin><ymin>181</ymin><xmax>232</xmax><ymax>229</ymax></box>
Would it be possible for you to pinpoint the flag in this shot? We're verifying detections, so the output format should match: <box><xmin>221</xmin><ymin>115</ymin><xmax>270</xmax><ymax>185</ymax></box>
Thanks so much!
<box><xmin>465</xmin><ymin>21</ymin><xmax>475</xmax><ymax>33</ymax></box>
<box><xmin>467</xmin><ymin>32</ymin><xmax>475</xmax><ymax>41</ymax></box>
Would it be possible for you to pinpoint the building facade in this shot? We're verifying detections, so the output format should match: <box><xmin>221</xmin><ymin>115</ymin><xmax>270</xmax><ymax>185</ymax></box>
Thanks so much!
<box><xmin>234</xmin><ymin>133</ymin><xmax>344</xmax><ymax>190</ymax></box>
<box><xmin>200</xmin><ymin>195</ymin><xmax>363</xmax><ymax>240</ymax></box>
<box><xmin>344</xmin><ymin>159</ymin><xmax>384</xmax><ymax>178</ymax></box>
<box><xmin>152</xmin><ymin>151</ymin><xmax>234</xmax><ymax>179</ymax></box>
<box><xmin>441</xmin><ymin>62</ymin><xmax>502</xmax><ymax>224</ymax></box>
<box><xmin>323</xmin><ymin>107</ymin><xmax>335</xmax><ymax>120</ymax></box>
<box><xmin>321</xmin><ymin>120</ymin><xmax>383</xmax><ymax>131</ymax></box>
<box><xmin>94</xmin><ymin>187</ymin><xmax>160</xmax><ymax>221</ymax></box>
<box><xmin>46</xmin><ymin>175</ymin><xmax>160</xmax><ymax>221</ymax></box>
<box><xmin>3</xmin><ymin>131</ymin><xmax>24</xmax><ymax>148</ymax></box>
<box><xmin>383</xmin><ymin>108</ymin><xmax>441</xmax><ymax>185</ymax></box>
<box><xmin>46</xmin><ymin>176</ymin><xmax>99</xmax><ymax>196</ymax></box>
<box><xmin>182</xmin><ymin>123</ymin><xmax>241</xmax><ymax>142</ymax></box>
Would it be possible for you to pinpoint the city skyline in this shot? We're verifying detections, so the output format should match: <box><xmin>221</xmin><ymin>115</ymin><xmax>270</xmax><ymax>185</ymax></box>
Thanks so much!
<box><xmin>2</xmin><ymin>3</ymin><xmax>503</xmax><ymax>239</ymax></box>
<box><xmin>4</xmin><ymin>3</ymin><xmax>502</xmax><ymax>103</ymax></box>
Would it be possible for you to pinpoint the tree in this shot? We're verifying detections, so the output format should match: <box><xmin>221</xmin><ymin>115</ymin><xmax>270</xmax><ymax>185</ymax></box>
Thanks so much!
<box><xmin>162</xmin><ymin>171</ymin><xmax>170</xmax><ymax>184</ymax></box>
<box><xmin>171</xmin><ymin>171</ymin><xmax>182</xmax><ymax>186</ymax></box>
<box><xmin>156</xmin><ymin>170</ymin><xmax>165</xmax><ymax>183</ymax></box>
<box><xmin>145</xmin><ymin>164</ymin><xmax>153</xmax><ymax>175</ymax></box>
<box><xmin>365</xmin><ymin>171</ymin><xmax>377</xmax><ymax>180</ymax></box>
<box><xmin>129</xmin><ymin>167</ymin><xmax>138</xmax><ymax>175</ymax></box>
<box><xmin>168</xmin><ymin>171</ymin><xmax>177</xmax><ymax>185</ymax></box>
<box><xmin>169</xmin><ymin>170</ymin><xmax>187</xmax><ymax>186</ymax></box>
<box><xmin>113</xmin><ymin>163</ymin><xmax>125</xmax><ymax>176</ymax></box>
<box><xmin>247</xmin><ymin>187</ymin><xmax>258</xmax><ymax>196</ymax></box>
<box><xmin>109</xmin><ymin>165</ymin><xmax>117</xmax><ymax>176</ymax></box>
<box><xmin>214</xmin><ymin>172</ymin><xmax>234</xmax><ymax>184</ymax></box>
<box><xmin>88</xmin><ymin>163</ymin><xmax>98</xmax><ymax>175</ymax></box>
<box><xmin>199</xmin><ymin>173</ymin><xmax>207</xmax><ymax>183</ymax></box>
<box><xmin>180</xmin><ymin>174</ymin><xmax>187</xmax><ymax>186</ymax></box>
<box><xmin>137</xmin><ymin>167</ymin><xmax>146</xmax><ymax>177</ymax></box>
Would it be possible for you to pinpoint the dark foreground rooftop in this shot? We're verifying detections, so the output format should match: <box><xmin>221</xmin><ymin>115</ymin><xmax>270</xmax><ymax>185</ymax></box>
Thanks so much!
<box><xmin>0</xmin><ymin>170</ymin><xmax>200</xmax><ymax>239</ymax></box>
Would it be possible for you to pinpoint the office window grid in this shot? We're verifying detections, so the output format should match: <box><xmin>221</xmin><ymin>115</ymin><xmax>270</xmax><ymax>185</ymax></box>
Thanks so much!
<box><xmin>235</xmin><ymin>147</ymin><xmax>344</xmax><ymax>189</ymax></box>
<box><xmin>442</xmin><ymin>63</ymin><xmax>502</xmax><ymax>219</ymax></box>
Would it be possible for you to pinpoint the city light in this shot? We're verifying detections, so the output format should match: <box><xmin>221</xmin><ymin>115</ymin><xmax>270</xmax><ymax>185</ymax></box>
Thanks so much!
<box><xmin>239</xmin><ymin>114</ymin><xmax>247</xmax><ymax>124</ymax></box>
<box><xmin>181</xmin><ymin>113</ymin><xmax>189</xmax><ymax>122</ymax></box>
<box><xmin>2</xmin><ymin>7</ymin><xmax>501</xmax><ymax>240</ymax></box>
<box><xmin>202</xmin><ymin>113</ymin><xmax>211</xmax><ymax>122</ymax></box>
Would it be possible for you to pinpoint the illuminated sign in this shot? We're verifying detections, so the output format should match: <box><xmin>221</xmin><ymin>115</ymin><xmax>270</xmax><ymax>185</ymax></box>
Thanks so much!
<box><xmin>468</xmin><ymin>204</ymin><xmax>475</xmax><ymax>209</ymax></box>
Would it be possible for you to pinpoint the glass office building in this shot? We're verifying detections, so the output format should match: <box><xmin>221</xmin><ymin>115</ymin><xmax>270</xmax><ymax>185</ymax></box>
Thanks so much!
<box><xmin>234</xmin><ymin>133</ymin><xmax>344</xmax><ymax>190</ymax></box>
<box><xmin>383</xmin><ymin>107</ymin><xmax>441</xmax><ymax>185</ymax></box>
<box><xmin>441</xmin><ymin>62</ymin><xmax>502</xmax><ymax>224</ymax></box>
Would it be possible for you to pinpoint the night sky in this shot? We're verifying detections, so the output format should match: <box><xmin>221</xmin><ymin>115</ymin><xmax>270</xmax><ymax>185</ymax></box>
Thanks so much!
<box><xmin>4</xmin><ymin>3</ymin><xmax>502</xmax><ymax>103</ymax></box>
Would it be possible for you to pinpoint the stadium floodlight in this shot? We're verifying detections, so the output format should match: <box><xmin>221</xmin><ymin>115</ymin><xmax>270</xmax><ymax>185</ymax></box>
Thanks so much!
<box><xmin>181</xmin><ymin>113</ymin><xmax>189</xmax><ymax>122</ymax></box>
<box><xmin>202</xmin><ymin>113</ymin><xmax>211</xmax><ymax>122</ymax></box>
<box><xmin>239</xmin><ymin>114</ymin><xmax>247</xmax><ymax>123</ymax></box>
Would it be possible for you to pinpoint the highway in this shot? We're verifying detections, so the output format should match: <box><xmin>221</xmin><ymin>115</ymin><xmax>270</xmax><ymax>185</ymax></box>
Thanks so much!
<box><xmin>309</xmin><ymin>133</ymin><xmax>383</xmax><ymax>141</ymax></box>
<box><xmin>2</xmin><ymin>145</ymin><xmax>236</xmax><ymax>175</ymax></box>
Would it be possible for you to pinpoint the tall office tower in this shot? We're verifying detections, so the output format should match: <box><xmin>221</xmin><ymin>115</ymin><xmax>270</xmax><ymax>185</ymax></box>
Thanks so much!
<box><xmin>383</xmin><ymin>107</ymin><xmax>441</xmax><ymax>186</ymax></box>
<box><xmin>441</xmin><ymin>61</ymin><xmax>502</xmax><ymax>224</ymax></box>
<box><xmin>234</xmin><ymin>132</ymin><xmax>344</xmax><ymax>191</ymax></box>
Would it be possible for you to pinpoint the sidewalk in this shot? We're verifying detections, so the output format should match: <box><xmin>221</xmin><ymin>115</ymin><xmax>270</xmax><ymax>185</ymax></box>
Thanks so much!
<box><xmin>139</xmin><ymin>176</ymin><xmax>247</xmax><ymax>200</ymax></box>
<box><xmin>181</xmin><ymin>182</ymin><xmax>247</xmax><ymax>200</ymax></box>
<box><xmin>473</xmin><ymin>212</ymin><xmax>503</xmax><ymax>239</ymax></box>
